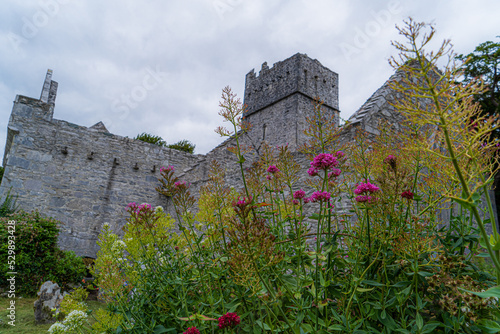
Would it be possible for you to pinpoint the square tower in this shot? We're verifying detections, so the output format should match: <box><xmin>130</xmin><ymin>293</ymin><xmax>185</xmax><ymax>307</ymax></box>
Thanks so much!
<box><xmin>243</xmin><ymin>53</ymin><xmax>339</xmax><ymax>151</ymax></box>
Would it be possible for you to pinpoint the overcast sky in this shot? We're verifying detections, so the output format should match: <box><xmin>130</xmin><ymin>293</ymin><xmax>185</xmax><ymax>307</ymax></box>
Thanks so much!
<box><xmin>0</xmin><ymin>0</ymin><xmax>499</xmax><ymax>157</ymax></box>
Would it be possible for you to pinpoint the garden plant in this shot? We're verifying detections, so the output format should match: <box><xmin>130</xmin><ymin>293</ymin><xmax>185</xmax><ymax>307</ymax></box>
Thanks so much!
<box><xmin>52</xmin><ymin>20</ymin><xmax>500</xmax><ymax>333</ymax></box>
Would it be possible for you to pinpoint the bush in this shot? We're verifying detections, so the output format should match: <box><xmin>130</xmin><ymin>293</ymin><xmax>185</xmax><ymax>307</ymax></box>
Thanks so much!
<box><xmin>168</xmin><ymin>139</ymin><xmax>196</xmax><ymax>154</ymax></box>
<box><xmin>0</xmin><ymin>211</ymin><xmax>86</xmax><ymax>297</ymax></box>
<box><xmin>0</xmin><ymin>188</ymin><xmax>18</xmax><ymax>218</ymax></box>
<box><xmin>134</xmin><ymin>132</ymin><xmax>167</xmax><ymax>147</ymax></box>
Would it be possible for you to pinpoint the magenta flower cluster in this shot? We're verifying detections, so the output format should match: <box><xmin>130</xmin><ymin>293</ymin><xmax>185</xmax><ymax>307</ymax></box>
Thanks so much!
<box><xmin>401</xmin><ymin>190</ymin><xmax>414</xmax><ymax>200</ymax></box>
<box><xmin>159</xmin><ymin>165</ymin><xmax>175</xmax><ymax>173</ymax></box>
<box><xmin>354</xmin><ymin>182</ymin><xmax>380</xmax><ymax>203</ymax></box>
<box><xmin>218</xmin><ymin>312</ymin><xmax>241</xmax><ymax>329</ymax></box>
<box><xmin>311</xmin><ymin>153</ymin><xmax>338</xmax><ymax>169</ymax></box>
<box><xmin>308</xmin><ymin>191</ymin><xmax>331</xmax><ymax>203</ymax></box>
<box><xmin>329</xmin><ymin>168</ymin><xmax>341</xmax><ymax>178</ymax></box>
<box><xmin>183</xmin><ymin>327</ymin><xmax>200</xmax><ymax>334</ymax></box>
<box><xmin>127</xmin><ymin>202</ymin><xmax>153</xmax><ymax>213</ymax></box>
<box><xmin>293</xmin><ymin>189</ymin><xmax>306</xmax><ymax>200</ymax></box>
<box><xmin>308</xmin><ymin>153</ymin><xmax>341</xmax><ymax>178</ymax></box>
<box><xmin>267</xmin><ymin>165</ymin><xmax>280</xmax><ymax>174</ymax></box>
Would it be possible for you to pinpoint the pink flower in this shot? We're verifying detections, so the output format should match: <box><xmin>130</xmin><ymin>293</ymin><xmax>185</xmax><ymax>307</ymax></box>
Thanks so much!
<box><xmin>233</xmin><ymin>196</ymin><xmax>252</xmax><ymax>208</ymax></box>
<box><xmin>183</xmin><ymin>327</ymin><xmax>200</xmax><ymax>334</ymax></box>
<box><xmin>336</xmin><ymin>151</ymin><xmax>345</xmax><ymax>158</ymax></box>
<box><xmin>267</xmin><ymin>165</ymin><xmax>280</xmax><ymax>174</ymax></box>
<box><xmin>266</xmin><ymin>175</ymin><xmax>272</xmax><ymax>180</ymax></box>
<box><xmin>354</xmin><ymin>182</ymin><xmax>380</xmax><ymax>195</ymax></box>
<box><xmin>328</xmin><ymin>168</ymin><xmax>341</xmax><ymax>178</ymax></box>
<box><xmin>401</xmin><ymin>190</ymin><xmax>414</xmax><ymax>200</ymax></box>
<box><xmin>293</xmin><ymin>189</ymin><xmax>306</xmax><ymax>199</ymax></box>
<box><xmin>309</xmin><ymin>191</ymin><xmax>331</xmax><ymax>203</ymax></box>
<box><xmin>307</xmin><ymin>167</ymin><xmax>319</xmax><ymax>176</ymax></box>
<box><xmin>160</xmin><ymin>165</ymin><xmax>175</xmax><ymax>173</ymax></box>
<box><xmin>311</xmin><ymin>153</ymin><xmax>338</xmax><ymax>170</ymax></box>
<box><xmin>355</xmin><ymin>195</ymin><xmax>372</xmax><ymax>203</ymax></box>
<box><xmin>218</xmin><ymin>312</ymin><xmax>241</xmax><ymax>329</ymax></box>
<box><xmin>292</xmin><ymin>199</ymin><xmax>299</xmax><ymax>205</ymax></box>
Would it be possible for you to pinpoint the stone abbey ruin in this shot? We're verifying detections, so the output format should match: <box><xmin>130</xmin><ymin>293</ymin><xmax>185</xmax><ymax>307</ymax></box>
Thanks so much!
<box><xmin>1</xmin><ymin>53</ymin><xmax>497</xmax><ymax>258</ymax></box>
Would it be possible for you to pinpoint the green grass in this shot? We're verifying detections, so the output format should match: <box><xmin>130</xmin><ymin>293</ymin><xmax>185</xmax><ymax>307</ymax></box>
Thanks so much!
<box><xmin>0</xmin><ymin>297</ymin><xmax>104</xmax><ymax>334</ymax></box>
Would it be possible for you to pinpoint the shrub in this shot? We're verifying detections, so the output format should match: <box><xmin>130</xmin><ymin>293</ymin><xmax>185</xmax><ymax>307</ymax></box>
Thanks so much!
<box><xmin>168</xmin><ymin>139</ymin><xmax>196</xmax><ymax>154</ymax></box>
<box><xmin>0</xmin><ymin>188</ymin><xmax>18</xmax><ymax>218</ymax></box>
<box><xmin>134</xmin><ymin>132</ymin><xmax>167</xmax><ymax>147</ymax></box>
<box><xmin>0</xmin><ymin>210</ymin><xmax>86</xmax><ymax>296</ymax></box>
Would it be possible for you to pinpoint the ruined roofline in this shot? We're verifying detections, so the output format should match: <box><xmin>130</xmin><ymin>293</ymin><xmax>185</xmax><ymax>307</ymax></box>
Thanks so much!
<box><xmin>245</xmin><ymin>53</ymin><xmax>331</xmax><ymax>80</ymax></box>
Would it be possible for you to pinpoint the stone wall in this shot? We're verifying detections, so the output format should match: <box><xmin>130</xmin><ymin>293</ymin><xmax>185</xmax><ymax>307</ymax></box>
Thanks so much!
<box><xmin>0</xmin><ymin>94</ymin><xmax>203</xmax><ymax>257</ymax></box>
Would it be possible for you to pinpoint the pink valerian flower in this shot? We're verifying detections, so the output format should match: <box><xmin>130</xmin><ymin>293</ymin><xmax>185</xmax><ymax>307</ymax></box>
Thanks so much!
<box><xmin>309</xmin><ymin>191</ymin><xmax>331</xmax><ymax>203</ymax></box>
<box><xmin>137</xmin><ymin>203</ymin><xmax>152</xmax><ymax>212</ymax></box>
<box><xmin>355</xmin><ymin>195</ymin><xmax>372</xmax><ymax>203</ymax></box>
<box><xmin>401</xmin><ymin>190</ymin><xmax>414</xmax><ymax>200</ymax></box>
<box><xmin>159</xmin><ymin>165</ymin><xmax>175</xmax><ymax>173</ymax></box>
<box><xmin>307</xmin><ymin>167</ymin><xmax>319</xmax><ymax>176</ymax></box>
<box><xmin>267</xmin><ymin>165</ymin><xmax>280</xmax><ymax>174</ymax></box>
<box><xmin>310</xmin><ymin>153</ymin><xmax>338</xmax><ymax>170</ymax></box>
<box><xmin>183</xmin><ymin>327</ymin><xmax>200</xmax><ymax>334</ymax></box>
<box><xmin>292</xmin><ymin>199</ymin><xmax>299</xmax><ymax>205</ymax></box>
<box><xmin>328</xmin><ymin>168</ymin><xmax>341</xmax><ymax>178</ymax></box>
<box><xmin>233</xmin><ymin>196</ymin><xmax>253</xmax><ymax>208</ymax></box>
<box><xmin>265</xmin><ymin>175</ymin><xmax>272</xmax><ymax>181</ymax></box>
<box><xmin>127</xmin><ymin>202</ymin><xmax>137</xmax><ymax>209</ymax></box>
<box><xmin>336</xmin><ymin>151</ymin><xmax>345</xmax><ymax>158</ymax></box>
<box><xmin>293</xmin><ymin>189</ymin><xmax>306</xmax><ymax>199</ymax></box>
<box><xmin>354</xmin><ymin>182</ymin><xmax>380</xmax><ymax>195</ymax></box>
<box><xmin>218</xmin><ymin>312</ymin><xmax>241</xmax><ymax>329</ymax></box>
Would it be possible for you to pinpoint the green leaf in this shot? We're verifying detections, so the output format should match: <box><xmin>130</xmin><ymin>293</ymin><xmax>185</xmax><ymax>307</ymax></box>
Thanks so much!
<box><xmin>153</xmin><ymin>325</ymin><xmax>176</xmax><ymax>333</ymax></box>
<box><xmin>356</xmin><ymin>287</ymin><xmax>374</xmax><ymax>293</ymax></box>
<box><xmin>459</xmin><ymin>285</ymin><xmax>500</xmax><ymax>298</ymax></box>
<box><xmin>363</xmin><ymin>280</ymin><xmax>385</xmax><ymax>287</ymax></box>
<box><xmin>392</xmin><ymin>281</ymin><xmax>411</xmax><ymax>288</ymax></box>
<box><xmin>422</xmin><ymin>322</ymin><xmax>441</xmax><ymax>333</ymax></box>
<box><xmin>309</xmin><ymin>213</ymin><xmax>321</xmax><ymax>221</ymax></box>
<box><xmin>476</xmin><ymin>319</ymin><xmax>500</xmax><ymax>333</ymax></box>
<box><xmin>417</xmin><ymin>271</ymin><xmax>434</xmax><ymax>277</ymax></box>
<box><xmin>256</xmin><ymin>320</ymin><xmax>272</xmax><ymax>330</ymax></box>
<box><xmin>416</xmin><ymin>312</ymin><xmax>423</xmax><ymax>330</ymax></box>
<box><xmin>452</xmin><ymin>196</ymin><xmax>473</xmax><ymax>209</ymax></box>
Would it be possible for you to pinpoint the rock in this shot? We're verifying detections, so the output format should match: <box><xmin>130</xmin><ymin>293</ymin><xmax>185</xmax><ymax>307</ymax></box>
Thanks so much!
<box><xmin>33</xmin><ymin>281</ymin><xmax>64</xmax><ymax>324</ymax></box>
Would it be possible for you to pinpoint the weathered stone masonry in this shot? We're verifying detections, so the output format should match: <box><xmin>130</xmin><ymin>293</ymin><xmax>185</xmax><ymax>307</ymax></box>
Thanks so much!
<box><xmin>1</xmin><ymin>73</ymin><xmax>203</xmax><ymax>257</ymax></box>
<box><xmin>2</xmin><ymin>52</ymin><xmax>496</xmax><ymax>258</ymax></box>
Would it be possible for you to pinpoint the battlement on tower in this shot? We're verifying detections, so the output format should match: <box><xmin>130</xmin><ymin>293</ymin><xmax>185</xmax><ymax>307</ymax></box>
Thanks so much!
<box><xmin>243</xmin><ymin>53</ymin><xmax>339</xmax><ymax>117</ymax></box>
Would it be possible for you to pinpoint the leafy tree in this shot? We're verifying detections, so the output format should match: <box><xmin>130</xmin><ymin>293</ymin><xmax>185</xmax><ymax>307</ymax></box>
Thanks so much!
<box><xmin>168</xmin><ymin>139</ymin><xmax>196</xmax><ymax>154</ymax></box>
<box><xmin>134</xmin><ymin>132</ymin><xmax>167</xmax><ymax>147</ymax></box>
<box><xmin>457</xmin><ymin>38</ymin><xmax>500</xmax><ymax>227</ymax></box>
<box><xmin>457</xmin><ymin>38</ymin><xmax>500</xmax><ymax>137</ymax></box>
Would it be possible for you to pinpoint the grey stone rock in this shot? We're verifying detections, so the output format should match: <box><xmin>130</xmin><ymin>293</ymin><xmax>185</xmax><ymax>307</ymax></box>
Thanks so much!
<box><xmin>33</xmin><ymin>281</ymin><xmax>64</xmax><ymax>324</ymax></box>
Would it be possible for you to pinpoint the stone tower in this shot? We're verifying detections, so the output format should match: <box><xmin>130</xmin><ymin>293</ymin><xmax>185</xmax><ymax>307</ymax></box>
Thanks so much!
<box><xmin>243</xmin><ymin>53</ymin><xmax>339</xmax><ymax>151</ymax></box>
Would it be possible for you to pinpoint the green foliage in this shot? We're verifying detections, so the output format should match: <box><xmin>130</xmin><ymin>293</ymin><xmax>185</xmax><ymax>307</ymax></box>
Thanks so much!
<box><xmin>134</xmin><ymin>132</ymin><xmax>167</xmax><ymax>147</ymax></box>
<box><xmin>168</xmin><ymin>139</ymin><xmax>196</xmax><ymax>153</ymax></box>
<box><xmin>0</xmin><ymin>188</ymin><xmax>18</xmax><ymax>218</ymax></box>
<box><xmin>457</xmin><ymin>38</ymin><xmax>500</xmax><ymax>137</ymax></box>
<box><xmin>0</xmin><ymin>166</ymin><xmax>4</xmax><ymax>184</ymax></box>
<box><xmin>0</xmin><ymin>211</ymin><xmax>86</xmax><ymax>297</ymax></box>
